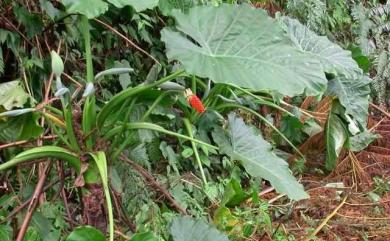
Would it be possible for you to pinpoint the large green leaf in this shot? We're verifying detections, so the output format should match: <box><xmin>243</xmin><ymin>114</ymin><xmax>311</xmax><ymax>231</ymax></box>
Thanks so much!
<box><xmin>280</xmin><ymin>17</ymin><xmax>362</xmax><ymax>79</ymax></box>
<box><xmin>325</xmin><ymin>101</ymin><xmax>349</xmax><ymax>171</ymax></box>
<box><xmin>0</xmin><ymin>81</ymin><xmax>30</xmax><ymax>110</ymax></box>
<box><xmin>161</xmin><ymin>4</ymin><xmax>327</xmax><ymax>97</ymax></box>
<box><xmin>158</xmin><ymin>0</ymin><xmax>195</xmax><ymax>15</ymax></box>
<box><xmin>108</xmin><ymin>0</ymin><xmax>159</xmax><ymax>12</ymax></box>
<box><xmin>212</xmin><ymin>113</ymin><xmax>309</xmax><ymax>201</ymax></box>
<box><xmin>170</xmin><ymin>216</ymin><xmax>229</xmax><ymax>241</ymax></box>
<box><xmin>131</xmin><ymin>232</ymin><xmax>159</xmax><ymax>241</ymax></box>
<box><xmin>327</xmin><ymin>75</ymin><xmax>371</xmax><ymax>129</ymax></box>
<box><xmin>66</xmin><ymin>226</ymin><xmax>105</xmax><ymax>241</ymax></box>
<box><xmin>348</xmin><ymin>130</ymin><xmax>379</xmax><ymax>152</ymax></box>
<box><xmin>0</xmin><ymin>113</ymin><xmax>43</xmax><ymax>141</ymax></box>
<box><xmin>60</xmin><ymin>0</ymin><xmax>108</xmax><ymax>18</ymax></box>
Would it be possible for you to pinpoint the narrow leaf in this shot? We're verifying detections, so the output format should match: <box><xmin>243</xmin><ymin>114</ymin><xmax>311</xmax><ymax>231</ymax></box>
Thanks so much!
<box><xmin>0</xmin><ymin>146</ymin><xmax>80</xmax><ymax>172</ymax></box>
<box><xmin>88</xmin><ymin>152</ymin><xmax>114</xmax><ymax>241</ymax></box>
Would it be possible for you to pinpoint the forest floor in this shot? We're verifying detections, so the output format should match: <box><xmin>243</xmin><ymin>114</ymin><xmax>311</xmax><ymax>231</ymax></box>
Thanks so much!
<box><xmin>262</xmin><ymin>112</ymin><xmax>390</xmax><ymax>241</ymax></box>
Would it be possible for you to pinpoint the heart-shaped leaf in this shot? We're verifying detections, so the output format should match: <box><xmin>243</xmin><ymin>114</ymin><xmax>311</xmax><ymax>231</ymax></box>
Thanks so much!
<box><xmin>170</xmin><ymin>216</ymin><xmax>229</xmax><ymax>241</ymax></box>
<box><xmin>60</xmin><ymin>0</ymin><xmax>108</xmax><ymax>18</ymax></box>
<box><xmin>161</xmin><ymin>4</ymin><xmax>327</xmax><ymax>97</ymax></box>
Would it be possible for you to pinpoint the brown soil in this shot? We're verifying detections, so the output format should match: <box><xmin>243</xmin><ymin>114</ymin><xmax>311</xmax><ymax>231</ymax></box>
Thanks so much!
<box><xmin>265</xmin><ymin>114</ymin><xmax>390</xmax><ymax>240</ymax></box>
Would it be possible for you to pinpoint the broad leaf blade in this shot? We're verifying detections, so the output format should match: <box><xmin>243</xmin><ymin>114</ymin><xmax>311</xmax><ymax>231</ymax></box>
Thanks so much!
<box><xmin>158</xmin><ymin>0</ymin><xmax>195</xmax><ymax>15</ymax></box>
<box><xmin>325</xmin><ymin>101</ymin><xmax>348</xmax><ymax>171</ymax></box>
<box><xmin>131</xmin><ymin>232</ymin><xmax>159</xmax><ymax>241</ymax></box>
<box><xmin>61</xmin><ymin>0</ymin><xmax>108</xmax><ymax>18</ymax></box>
<box><xmin>212</xmin><ymin>113</ymin><xmax>309</xmax><ymax>201</ymax></box>
<box><xmin>108</xmin><ymin>0</ymin><xmax>159</xmax><ymax>12</ymax></box>
<box><xmin>348</xmin><ymin>130</ymin><xmax>379</xmax><ymax>152</ymax></box>
<box><xmin>281</xmin><ymin>17</ymin><xmax>362</xmax><ymax>78</ymax></box>
<box><xmin>161</xmin><ymin>4</ymin><xmax>327</xmax><ymax>96</ymax></box>
<box><xmin>170</xmin><ymin>216</ymin><xmax>229</xmax><ymax>241</ymax></box>
<box><xmin>327</xmin><ymin>75</ymin><xmax>371</xmax><ymax>129</ymax></box>
<box><xmin>66</xmin><ymin>226</ymin><xmax>105</xmax><ymax>241</ymax></box>
<box><xmin>0</xmin><ymin>81</ymin><xmax>30</xmax><ymax>110</ymax></box>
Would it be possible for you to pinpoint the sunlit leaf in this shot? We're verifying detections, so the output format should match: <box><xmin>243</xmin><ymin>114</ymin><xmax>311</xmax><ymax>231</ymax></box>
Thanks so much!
<box><xmin>327</xmin><ymin>75</ymin><xmax>371</xmax><ymax>129</ymax></box>
<box><xmin>170</xmin><ymin>216</ymin><xmax>229</xmax><ymax>241</ymax></box>
<box><xmin>280</xmin><ymin>16</ymin><xmax>362</xmax><ymax>78</ymax></box>
<box><xmin>0</xmin><ymin>81</ymin><xmax>31</xmax><ymax>110</ymax></box>
<box><xmin>348</xmin><ymin>130</ymin><xmax>379</xmax><ymax>152</ymax></box>
<box><xmin>161</xmin><ymin>4</ymin><xmax>327</xmax><ymax>97</ymax></box>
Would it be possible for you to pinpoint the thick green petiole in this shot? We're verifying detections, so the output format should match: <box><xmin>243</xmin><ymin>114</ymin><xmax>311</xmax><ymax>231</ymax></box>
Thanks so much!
<box><xmin>97</xmin><ymin>70</ymin><xmax>185</xmax><ymax>129</ymax></box>
<box><xmin>183</xmin><ymin>118</ymin><xmax>208</xmax><ymax>187</ymax></box>
<box><xmin>105</xmin><ymin>122</ymin><xmax>218</xmax><ymax>150</ymax></box>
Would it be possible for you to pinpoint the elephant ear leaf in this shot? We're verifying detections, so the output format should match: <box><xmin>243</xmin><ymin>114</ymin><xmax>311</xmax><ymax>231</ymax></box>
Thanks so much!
<box><xmin>212</xmin><ymin>113</ymin><xmax>309</xmax><ymax>201</ymax></box>
<box><xmin>327</xmin><ymin>75</ymin><xmax>371</xmax><ymax>129</ymax></box>
<box><xmin>60</xmin><ymin>0</ymin><xmax>108</xmax><ymax>18</ymax></box>
<box><xmin>170</xmin><ymin>216</ymin><xmax>229</xmax><ymax>241</ymax></box>
<box><xmin>161</xmin><ymin>4</ymin><xmax>327</xmax><ymax>97</ymax></box>
<box><xmin>280</xmin><ymin>16</ymin><xmax>362</xmax><ymax>79</ymax></box>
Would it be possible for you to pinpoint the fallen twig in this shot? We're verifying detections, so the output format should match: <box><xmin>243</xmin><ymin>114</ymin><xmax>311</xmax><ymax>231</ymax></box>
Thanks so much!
<box><xmin>0</xmin><ymin>135</ymin><xmax>57</xmax><ymax>150</ymax></box>
<box><xmin>16</xmin><ymin>162</ymin><xmax>51</xmax><ymax>241</ymax></box>
<box><xmin>370</xmin><ymin>102</ymin><xmax>390</xmax><ymax>119</ymax></box>
<box><xmin>94</xmin><ymin>18</ymin><xmax>160</xmax><ymax>65</ymax></box>
<box><xmin>120</xmin><ymin>154</ymin><xmax>187</xmax><ymax>215</ymax></box>
<box><xmin>302</xmin><ymin>195</ymin><xmax>348</xmax><ymax>241</ymax></box>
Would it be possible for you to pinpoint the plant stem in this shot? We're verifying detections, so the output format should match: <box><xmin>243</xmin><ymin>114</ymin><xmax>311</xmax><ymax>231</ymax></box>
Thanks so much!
<box><xmin>82</xmin><ymin>17</ymin><xmax>93</xmax><ymax>83</ymax></box>
<box><xmin>16</xmin><ymin>163</ymin><xmax>51</xmax><ymax>241</ymax></box>
<box><xmin>63</xmin><ymin>100</ymin><xmax>80</xmax><ymax>151</ymax></box>
<box><xmin>140</xmin><ymin>90</ymin><xmax>177</xmax><ymax>121</ymax></box>
<box><xmin>109</xmin><ymin>98</ymin><xmax>137</xmax><ymax>154</ymax></box>
<box><xmin>228</xmin><ymin>84</ymin><xmax>295</xmax><ymax>116</ymax></box>
<box><xmin>183</xmin><ymin>118</ymin><xmax>208</xmax><ymax>187</ymax></box>
<box><xmin>81</xmin><ymin>16</ymin><xmax>95</xmax><ymax>150</ymax></box>
<box><xmin>216</xmin><ymin>103</ymin><xmax>305</xmax><ymax>159</ymax></box>
<box><xmin>104</xmin><ymin>122</ymin><xmax>218</xmax><ymax>150</ymax></box>
<box><xmin>121</xmin><ymin>154</ymin><xmax>187</xmax><ymax>214</ymax></box>
<box><xmin>97</xmin><ymin>70</ymin><xmax>185</xmax><ymax>128</ymax></box>
<box><xmin>191</xmin><ymin>75</ymin><xmax>196</xmax><ymax>94</ymax></box>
